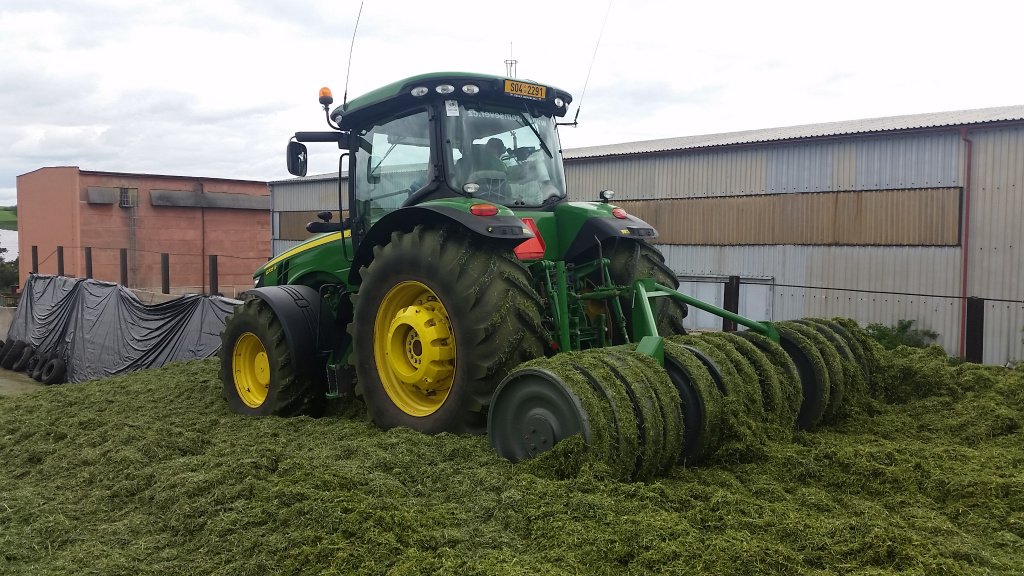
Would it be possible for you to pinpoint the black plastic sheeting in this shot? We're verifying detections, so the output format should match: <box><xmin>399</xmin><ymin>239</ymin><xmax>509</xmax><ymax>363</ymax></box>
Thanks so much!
<box><xmin>7</xmin><ymin>275</ymin><xmax>240</xmax><ymax>383</ymax></box>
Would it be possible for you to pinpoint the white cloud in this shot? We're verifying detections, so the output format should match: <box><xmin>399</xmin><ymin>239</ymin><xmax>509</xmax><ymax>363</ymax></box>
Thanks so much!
<box><xmin>1</xmin><ymin>0</ymin><xmax>1023</xmax><ymax>197</ymax></box>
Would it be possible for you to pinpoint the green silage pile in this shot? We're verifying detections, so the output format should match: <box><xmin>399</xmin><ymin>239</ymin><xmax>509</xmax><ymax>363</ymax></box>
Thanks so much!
<box><xmin>2</xmin><ymin>340</ymin><xmax>1024</xmax><ymax>574</ymax></box>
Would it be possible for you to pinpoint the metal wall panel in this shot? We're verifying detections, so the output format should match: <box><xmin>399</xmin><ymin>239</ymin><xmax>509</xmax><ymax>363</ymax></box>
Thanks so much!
<box><xmin>566</xmin><ymin>147</ymin><xmax>767</xmax><ymax>201</ymax></box>
<box><xmin>566</xmin><ymin>131</ymin><xmax>962</xmax><ymax>201</ymax></box>
<box><xmin>766</xmin><ymin>143</ymin><xmax>833</xmax><ymax>193</ymax></box>
<box><xmin>273</xmin><ymin>239</ymin><xmax>304</xmax><ymax>257</ymax></box>
<box><xmin>271</xmin><ymin>178</ymin><xmax>349</xmax><ymax>212</ymax></box>
<box><xmin>966</xmin><ymin>126</ymin><xmax>1024</xmax><ymax>302</ymax></box>
<box><xmin>619</xmin><ymin>188</ymin><xmax>960</xmax><ymax>246</ymax></box>
<box><xmin>982</xmin><ymin>300</ymin><xmax>1024</xmax><ymax>365</ymax></box>
<box><xmin>854</xmin><ymin>132</ymin><xmax>961</xmax><ymax>190</ymax></box>
<box><xmin>659</xmin><ymin>243</ymin><xmax>963</xmax><ymax>355</ymax></box>
<box><xmin>278</xmin><ymin>211</ymin><xmax>348</xmax><ymax>241</ymax></box>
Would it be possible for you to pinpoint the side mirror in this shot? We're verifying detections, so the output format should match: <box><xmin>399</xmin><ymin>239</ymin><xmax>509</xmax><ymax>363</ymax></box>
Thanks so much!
<box><xmin>286</xmin><ymin>141</ymin><xmax>308</xmax><ymax>177</ymax></box>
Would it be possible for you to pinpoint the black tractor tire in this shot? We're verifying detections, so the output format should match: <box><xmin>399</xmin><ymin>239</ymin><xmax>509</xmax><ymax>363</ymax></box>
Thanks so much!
<box><xmin>606</xmin><ymin>239</ymin><xmax>688</xmax><ymax>339</ymax></box>
<box><xmin>1</xmin><ymin>341</ymin><xmax>28</xmax><ymax>370</ymax></box>
<box><xmin>11</xmin><ymin>345</ymin><xmax>35</xmax><ymax>372</ymax></box>
<box><xmin>219</xmin><ymin>298</ymin><xmax>323</xmax><ymax>417</ymax></box>
<box><xmin>40</xmin><ymin>358</ymin><xmax>66</xmax><ymax>385</ymax></box>
<box><xmin>351</xmin><ymin>225</ymin><xmax>548</xmax><ymax>434</ymax></box>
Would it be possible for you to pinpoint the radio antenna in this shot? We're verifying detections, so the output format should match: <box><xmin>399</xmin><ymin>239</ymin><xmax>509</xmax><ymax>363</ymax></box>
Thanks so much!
<box><xmin>564</xmin><ymin>0</ymin><xmax>613</xmax><ymax>127</ymax></box>
<box><xmin>505</xmin><ymin>42</ymin><xmax>518</xmax><ymax>77</ymax></box>
<box><xmin>342</xmin><ymin>1</ymin><xmax>365</xmax><ymax>108</ymax></box>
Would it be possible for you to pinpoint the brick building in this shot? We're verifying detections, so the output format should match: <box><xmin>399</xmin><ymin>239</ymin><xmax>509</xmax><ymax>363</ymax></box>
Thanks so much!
<box><xmin>17</xmin><ymin>167</ymin><xmax>270</xmax><ymax>296</ymax></box>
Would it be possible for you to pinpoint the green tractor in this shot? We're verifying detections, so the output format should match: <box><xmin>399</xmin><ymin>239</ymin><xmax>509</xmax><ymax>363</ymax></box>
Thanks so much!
<box><xmin>221</xmin><ymin>72</ymin><xmax>867</xmax><ymax>480</ymax></box>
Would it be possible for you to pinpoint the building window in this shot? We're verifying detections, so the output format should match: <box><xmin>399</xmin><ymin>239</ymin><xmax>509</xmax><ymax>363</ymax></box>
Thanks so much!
<box><xmin>119</xmin><ymin>188</ymin><xmax>138</xmax><ymax>208</ymax></box>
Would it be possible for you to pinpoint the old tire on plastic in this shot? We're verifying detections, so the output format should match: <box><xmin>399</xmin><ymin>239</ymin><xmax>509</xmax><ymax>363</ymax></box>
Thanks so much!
<box><xmin>1</xmin><ymin>340</ymin><xmax>27</xmax><ymax>370</ymax></box>
<box><xmin>25</xmin><ymin>352</ymin><xmax>45</xmax><ymax>375</ymax></box>
<box><xmin>11</xmin><ymin>345</ymin><xmax>35</xmax><ymax>372</ymax></box>
<box><xmin>219</xmin><ymin>298</ymin><xmax>321</xmax><ymax>416</ymax></box>
<box><xmin>606</xmin><ymin>239</ymin><xmax>688</xmax><ymax>339</ymax></box>
<box><xmin>0</xmin><ymin>339</ymin><xmax>13</xmax><ymax>366</ymax></box>
<box><xmin>351</xmin><ymin>225</ymin><xmax>547</xmax><ymax>434</ymax></box>
<box><xmin>31</xmin><ymin>353</ymin><xmax>52</xmax><ymax>381</ymax></box>
<box><xmin>40</xmin><ymin>358</ymin><xmax>66</xmax><ymax>385</ymax></box>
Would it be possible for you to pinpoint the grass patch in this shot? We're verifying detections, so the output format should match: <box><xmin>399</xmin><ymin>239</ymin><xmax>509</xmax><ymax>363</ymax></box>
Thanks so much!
<box><xmin>0</xmin><ymin>208</ymin><xmax>16</xmax><ymax>232</ymax></box>
<box><xmin>2</xmin><ymin>351</ymin><xmax>1023</xmax><ymax>574</ymax></box>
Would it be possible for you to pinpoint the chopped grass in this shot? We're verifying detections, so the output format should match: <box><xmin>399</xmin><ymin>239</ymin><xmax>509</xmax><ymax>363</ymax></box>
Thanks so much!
<box><xmin>2</xmin><ymin>344</ymin><xmax>1023</xmax><ymax>574</ymax></box>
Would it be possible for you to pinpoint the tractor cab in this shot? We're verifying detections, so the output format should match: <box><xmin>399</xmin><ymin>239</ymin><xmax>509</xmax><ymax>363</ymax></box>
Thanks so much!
<box><xmin>288</xmin><ymin>73</ymin><xmax>573</xmax><ymax>243</ymax></box>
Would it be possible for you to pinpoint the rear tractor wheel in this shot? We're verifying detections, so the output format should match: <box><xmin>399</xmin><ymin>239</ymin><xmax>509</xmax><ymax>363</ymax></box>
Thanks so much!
<box><xmin>606</xmin><ymin>239</ymin><xmax>688</xmax><ymax>340</ymax></box>
<box><xmin>219</xmin><ymin>298</ymin><xmax>321</xmax><ymax>416</ymax></box>
<box><xmin>351</xmin><ymin>225</ymin><xmax>547</xmax><ymax>434</ymax></box>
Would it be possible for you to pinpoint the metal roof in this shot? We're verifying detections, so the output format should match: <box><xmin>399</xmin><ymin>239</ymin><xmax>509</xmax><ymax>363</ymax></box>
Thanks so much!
<box><xmin>269</xmin><ymin>171</ymin><xmax>347</xmax><ymax>185</ymax></box>
<box><xmin>563</xmin><ymin>105</ymin><xmax>1024</xmax><ymax>160</ymax></box>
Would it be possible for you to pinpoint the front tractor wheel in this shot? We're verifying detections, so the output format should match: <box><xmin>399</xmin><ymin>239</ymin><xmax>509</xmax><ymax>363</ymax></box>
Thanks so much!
<box><xmin>351</xmin><ymin>225</ymin><xmax>547</xmax><ymax>434</ymax></box>
<box><xmin>219</xmin><ymin>298</ymin><xmax>321</xmax><ymax>416</ymax></box>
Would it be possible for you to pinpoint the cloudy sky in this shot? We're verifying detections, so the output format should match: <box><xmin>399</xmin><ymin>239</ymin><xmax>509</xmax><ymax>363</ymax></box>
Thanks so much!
<box><xmin>2</xmin><ymin>0</ymin><xmax>1022</xmax><ymax>207</ymax></box>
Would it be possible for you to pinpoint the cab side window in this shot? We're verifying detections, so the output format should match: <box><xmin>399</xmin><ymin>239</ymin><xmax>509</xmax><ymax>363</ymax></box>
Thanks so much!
<box><xmin>354</xmin><ymin>110</ymin><xmax>431</xmax><ymax>228</ymax></box>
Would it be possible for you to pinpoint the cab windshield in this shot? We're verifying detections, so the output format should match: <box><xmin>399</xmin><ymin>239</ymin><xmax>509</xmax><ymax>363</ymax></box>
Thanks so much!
<box><xmin>443</xmin><ymin>101</ymin><xmax>566</xmax><ymax>208</ymax></box>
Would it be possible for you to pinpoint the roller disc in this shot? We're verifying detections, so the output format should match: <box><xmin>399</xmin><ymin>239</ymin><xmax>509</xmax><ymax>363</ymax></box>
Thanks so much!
<box><xmin>780</xmin><ymin>321</ymin><xmax>846</xmax><ymax>423</ymax></box>
<box><xmin>604</xmin><ymin>350</ymin><xmax>665</xmax><ymax>480</ymax></box>
<box><xmin>678</xmin><ymin>344</ymin><xmax>729</xmax><ymax>396</ymax></box>
<box><xmin>797</xmin><ymin>319</ymin><xmax>867</xmax><ymax>418</ymax></box>
<box><xmin>690</xmin><ymin>335</ymin><xmax>766</xmax><ymax>424</ymax></box>
<box><xmin>736</xmin><ymin>331</ymin><xmax>803</xmax><ymax>429</ymax></box>
<box><xmin>811</xmin><ymin>319</ymin><xmax>871</xmax><ymax>387</ymax></box>
<box><xmin>664</xmin><ymin>341</ymin><xmax>723</xmax><ymax>463</ymax></box>
<box><xmin>775</xmin><ymin>325</ymin><xmax>831</xmax><ymax>430</ymax></box>
<box><xmin>488</xmin><ymin>367</ymin><xmax>591</xmax><ymax>463</ymax></box>
<box><xmin>609</xmin><ymin>348</ymin><xmax>683</xmax><ymax>475</ymax></box>
<box><xmin>708</xmin><ymin>332</ymin><xmax>790</xmax><ymax>435</ymax></box>
<box><xmin>568</xmin><ymin>354</ymin><xmax>641</xmax><ymax>481</ymax></box>
<box><xmin>831</xmin><ymin>318</ymin><xmax>882</xmax><ymax>376</ymax></box>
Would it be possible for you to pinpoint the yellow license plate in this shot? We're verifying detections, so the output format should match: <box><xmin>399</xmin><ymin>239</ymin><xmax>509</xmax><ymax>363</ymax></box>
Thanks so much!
<box><xmin>504</xmin><ymin>80</ymin><xmax>547</xmax><ymax>100</ymax></box>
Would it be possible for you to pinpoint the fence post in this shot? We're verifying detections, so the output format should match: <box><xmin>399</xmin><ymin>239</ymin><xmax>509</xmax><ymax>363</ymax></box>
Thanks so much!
<box><xmin>120</xmin><ymin>248</ymin><xmax>128</xmax><ymax>286</ymax></box>
<box><xmin>722</xmin><ymin>275</ymin><xmax>741</xmax><ymax>331</ymax></box>
<box><xmin>57</xmin><ymin>246</ymin><xmax>64</xmax><ymax>276</ymax></box>
<box><xmin>161</xmin><ymin>253</ymin><xmax>170</xmax><ymax>294</ymax></box>
<box><xmin>31</xmin><ymin>246</ymin><xmax>38</xmax><ymax>273</ymax></box>
<box><xmin>965</xmin><ymin>296</ymin><xmax>985</xmax><ymax>363</ymax></box>
<box><xmin>84</xmin><ymin>247</ymin><xmax>93</xmax><ymax>279</ymax></box>
<box><xmin>208</xmin><ymin>254</ymin><xmax>219</xmax><ymax>296</ymax></box>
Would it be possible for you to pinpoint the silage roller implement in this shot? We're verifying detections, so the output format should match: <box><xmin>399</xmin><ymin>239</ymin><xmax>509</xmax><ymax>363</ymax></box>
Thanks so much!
<box><xmin>488</xmin><ymin>279</ymin><xmax>874</xmax><ymax>481</ymax></box>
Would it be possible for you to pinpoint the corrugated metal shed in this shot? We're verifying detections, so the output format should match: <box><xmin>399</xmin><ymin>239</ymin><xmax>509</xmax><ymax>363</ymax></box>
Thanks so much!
<box><xmin>270</xmin><ymin>172</ymin><xmax>349</xmax><ymax>212</ymax></box>
<box><xmin>564</xmin><ymin>105</ymin><xmax>1024</xmax><ymax>159</ymax></box>
<box><xmin>566</xmin><ymin>132</ymin><xmax>963</xmax><ymax>200</ymax></box>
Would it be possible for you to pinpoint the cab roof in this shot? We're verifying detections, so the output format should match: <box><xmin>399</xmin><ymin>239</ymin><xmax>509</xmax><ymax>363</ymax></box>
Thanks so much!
<box><xmin>332</xmin><ymin>71</ymin><xmax>573</xmax><ymax>129</ymax></box>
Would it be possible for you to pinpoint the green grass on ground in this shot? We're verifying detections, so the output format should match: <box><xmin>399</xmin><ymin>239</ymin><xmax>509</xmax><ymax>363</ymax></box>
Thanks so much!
<box><xmin>0</xmin><ymin>209</ymin><xmax>17</xmax><ymax>231</ymax></box>
<box><xmin>1</xmin><ymin>351</ymin><xmax>1022</xmax><ymax>575</ymax></box>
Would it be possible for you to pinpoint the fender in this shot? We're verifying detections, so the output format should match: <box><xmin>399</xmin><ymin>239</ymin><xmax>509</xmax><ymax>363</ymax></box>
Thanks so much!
<box><xmin>349</xmin><ymin>204</ymin><xmax>531</xmax><ymax>284</ymax></box>
<box><xmin>563</xmin><ymin>214</ymin><xmax>658</xmax><ymax>262</ymax></box>
<box><xmin>243</xmin><ymin>285</ymin><xmax>335</xmax><ymax>381</ymax></box>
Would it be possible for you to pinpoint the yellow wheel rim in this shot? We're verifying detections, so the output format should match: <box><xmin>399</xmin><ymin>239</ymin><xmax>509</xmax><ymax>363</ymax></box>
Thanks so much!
<box><xmin>373</xmin><ymin>281</ymin><xmax>456</xmax><ymax>417</ymax></box>
<box><xmin>232</xmin><ymin>332</ymin><xmax>271</xmax><ymax>408</ymax></box>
